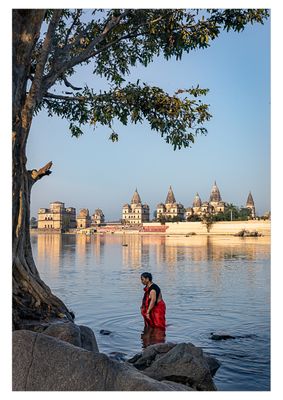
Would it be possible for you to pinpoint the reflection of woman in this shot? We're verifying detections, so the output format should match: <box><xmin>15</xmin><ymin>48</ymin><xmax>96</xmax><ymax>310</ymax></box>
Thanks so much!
<box><xmin>141</xmin><ymin>325</ymin><xmax>166</xmax><ymax>348</ymax></box>
<box><xmin>140</xmin><ymin>272</ymin><xmax>166</xmax><ymax>329</ymax></box>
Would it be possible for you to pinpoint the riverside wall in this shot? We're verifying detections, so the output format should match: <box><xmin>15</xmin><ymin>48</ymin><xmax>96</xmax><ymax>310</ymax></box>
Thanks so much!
<box><xmin>142</xmin><ymin>220</ymin><xmax>271</xmax><ymax>236</ymax></box>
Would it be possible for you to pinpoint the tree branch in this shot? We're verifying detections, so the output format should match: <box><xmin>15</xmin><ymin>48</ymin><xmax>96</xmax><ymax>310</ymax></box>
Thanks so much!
<box><xmin>30</xmin><ymin>10</ymin><xmax>63</xmax><ymax>101</ymax></box>
<box><xmin>64</xmin><ymin>9</ymin><xmax>82</xmax><ymax>47</ymax></box>
<box><xmin>62</xmin><ymin>76</ymin><xmax>82</xmax><ymax>91</ymax></box>
<box><xmin>30</xmin><ymin>161</ymin><xmax>53</xmax><ymax>183</ymax></box>
<box><xmin>44</xmin><ymin>92</ymin><xmax>86</xmax><ymax>101</ymax></box>
<box><xmin>42</xmin><ymin>10</ymin><xmax>130</xmax><ymax>91</ymax></box>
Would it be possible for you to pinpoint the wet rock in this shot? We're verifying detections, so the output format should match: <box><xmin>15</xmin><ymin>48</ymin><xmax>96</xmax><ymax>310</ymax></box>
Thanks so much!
<box><xmin>127</xmin><ymin>342</ymin><xmax>176</xmax><ymax>370</ymax></box>
<box><xmin>25</xmin><ymin>321</ymin><xmax>99</xmax><ymax>353</ymax></box>
<box><xmin>127</xmin><ymin>352</ymin><xmax>142</xmax><ymax>364</ymax></box>
<box><xmin>128</xmin><ymin>342</ymin><xmax>219</xmax><ymax>391</ymax></box>
<box><xmin>109</xmin><ymin>351</ymin><xmax>128</xmax><ymax>362</ymax></box>
<box><xmin>43</xmin><ymin>321</ymin><xmax>82</xmax><ymax>347</ymax></box>
<box><xmin>99</xmin><ymin>329</ymin><xmax>112</xmax><ymax>335</ymax></box>
<box><xmin>204</xmin><ymin>354</ymin><xmax>221</xmax><ymax>377</ymax></box>
<box><xmin>210</xmin><ymin>332</ymin><xmax>236</xmax><ymax>340</ymax></box>
<box><xmin>161</xmin><ymin>380</ymin><xmax>195</xmax><ymax>391</ymax></box>
<box><xmin>12</xmin><ymin>330</ymin><xmax>191</xmax><ymax>391</ymax></box>
<box><xmin>79</xmin><ymin>325</ymin><xmax>99</xmax><ymax>352</ymax></box>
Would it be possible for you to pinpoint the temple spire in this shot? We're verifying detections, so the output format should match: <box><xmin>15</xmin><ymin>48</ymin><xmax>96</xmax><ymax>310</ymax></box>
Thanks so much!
<box><xmin>246</xmin><ymin>191</ymin><xmax>255</xmax><ymax>206</ymax></box>
<box><xmin>165</xmin><ymin>185</ymin><xmax>176</xmax><ymax>204</ymax></box>
<box><xmin>209</xmin><ymin>181</ymin><xmax>222</xmax><ymax>202</ymax></box>
<box><xmin>131</xmin><ymin>188</ymin><xmax>141</xmax><ymax>204</ymax></box>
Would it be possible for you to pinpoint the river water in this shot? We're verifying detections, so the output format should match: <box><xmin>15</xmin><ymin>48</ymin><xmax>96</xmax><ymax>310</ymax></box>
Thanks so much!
<box><xmin>31</xmin><ymin>233</ymin><xmax>270</xmax><ymax>391</ymax></box>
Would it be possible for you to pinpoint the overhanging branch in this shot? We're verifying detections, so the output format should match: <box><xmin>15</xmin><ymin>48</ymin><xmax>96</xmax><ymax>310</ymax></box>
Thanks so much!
<box><xmin>44</xmin><ymin>92</ymin><xmax>87</xmax><ymax>101</ymax></box>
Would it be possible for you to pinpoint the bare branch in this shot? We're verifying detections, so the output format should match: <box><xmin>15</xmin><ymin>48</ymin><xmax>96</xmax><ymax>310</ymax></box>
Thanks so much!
<box><xmin>30</xmin><ymin>161</ymin><xmax>53</xmax><ymax>182</ymax></box>
<box><xmin>62</xmin><ymin>76</ymin><xmax>82</xmax><ymax>91</ymax></box>
<box><xmin>44</xmin><ymin>92</ymin><xmax>86</xmax><ymax>101</ymax></box>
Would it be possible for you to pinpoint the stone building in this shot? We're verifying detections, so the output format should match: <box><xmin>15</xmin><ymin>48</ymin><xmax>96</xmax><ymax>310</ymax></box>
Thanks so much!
<box><xmin>92</xmin><ymin>209</ymin><xmax>105</xmax><ymax>225</ymax></box>
<box><xmin>246</xmin><ymin>191</ymin><xmax>256</xmax><ymax>218</ymax></box>
<box><xmin>37</xmin><ymin>201</ymin><xmax>76</xmax><ymax>232</ymax></box>
<box><xmin>77</xmin><ymin>208</ymin><xmax>91</xmax><ymax>229</ymax></box>
<box><xmin>156</xmin><ymin>186</ymin><xmax>185</xmax><ymax>221</ymax></box>
<box><xmin>122</xmin><ymin>189</ymin><xmax>150</xmax><ymax>224</ymax></box>
<box><xmin>208</xmin><ymin>181</ymin><xmax>226</xmax><ymax>213</ymax></box>
<box><xmin>185</xmin><ymin>182</ymin><xmax>227</xmax><ymax>220</ymax></box>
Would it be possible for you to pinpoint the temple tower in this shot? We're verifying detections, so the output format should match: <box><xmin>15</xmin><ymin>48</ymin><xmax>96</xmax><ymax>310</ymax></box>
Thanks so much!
<box><xmin>246</xmin><ymin>191</ymin><xmax>256</xmax><ymax>218</ymax></box>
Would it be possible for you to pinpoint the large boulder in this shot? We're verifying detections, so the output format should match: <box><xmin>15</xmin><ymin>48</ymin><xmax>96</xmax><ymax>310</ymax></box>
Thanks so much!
<box><xmin>12</xmin><ymin>330</ymin><xmax>190</xmax><ymax>391</ymax></box>
<box><xmin>42</xmin><ymin>321</ymin><xmax>99</xmax><ymax>352</ymax></box>
<box><xmin>78</xmin><ymin>325</ymin><xmax>99</xmax><ymax>352</ymax></box>
<box><xmin>127</xmin><ymin>342</ymin><xmax>220</xmax><ymax>391</ymax></box>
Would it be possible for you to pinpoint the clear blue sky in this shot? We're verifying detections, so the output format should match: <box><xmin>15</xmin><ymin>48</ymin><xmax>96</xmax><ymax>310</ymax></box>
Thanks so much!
<box><xmin>27</xmin><ymin>13</ymin><xmax>270</xmax><ymax>220</ymax></box>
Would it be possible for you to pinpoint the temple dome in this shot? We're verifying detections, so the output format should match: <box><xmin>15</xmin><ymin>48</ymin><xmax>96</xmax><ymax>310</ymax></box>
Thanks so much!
<box><xmin>94</xmin><ymin>209</ymin><xmax>103</xmax><ymax>215</ymax></box>
<box><xmin>209</xmin><ymin>181</ymin><xmax>222</xmax><ymax>202</ymax></box>
<box><xmin>78</xmin><ymin>208</ymin><xmax>89</xmax><ymax>217</ymax></box>
<box><xmin>193</xmin><ymin>193</ymin><xmax>202</xmax><ymax>207</ymax></box>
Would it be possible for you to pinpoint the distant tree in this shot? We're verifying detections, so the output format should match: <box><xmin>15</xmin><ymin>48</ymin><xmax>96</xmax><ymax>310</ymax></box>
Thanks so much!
<box><xmin>157</xmin><ymin>215</ymin><xmax>166</xmax><ymax>225</ymax></box>
<box><xmin>238</xmin><ymin>207</ymin><xmax>252</xmax><ymax>220</ymax></box>
<box><xmin>187</xmin><ymin>214</ymin><xmax>202</xmax><ymax>222</ymax></box>
<box><xmin>12</xmin><ymin>9</ymin><xmax>269</xmax><ymax>327</ymax></box>
<box><xmin>201</xmin><ymin>213</ymin><xmax>215</xmax><ymax>232</ymax></box>
<box><xmin>171</xmin><ymin>215</ymin><xmax>183</xmax><ymax>222</ymax></box>
<box><xmin>30</xmin><ymin>217</ymin><xmax>38</xmax><ymax>228</ymax></box>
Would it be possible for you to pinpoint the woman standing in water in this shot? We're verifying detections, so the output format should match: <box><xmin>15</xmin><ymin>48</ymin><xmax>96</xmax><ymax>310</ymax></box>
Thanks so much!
<box><xmin>140</xmin><ymin>272</ymin><xmax>166</xmax><ymax>329</ymax></box>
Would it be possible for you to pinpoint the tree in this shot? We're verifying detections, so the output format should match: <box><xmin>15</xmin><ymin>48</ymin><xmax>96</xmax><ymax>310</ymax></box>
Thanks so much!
<box><xmin>30</xmin><ymin>217</ymin><xmax>38</xmax><ymax>228</ymax></box>
<box><xmin>12</xmin><ymin>9</ymin><xmax>269</xmax><ymax>328</ymax></box>
<box><xmin>201</xmin><ymin>213</ymin><xmax>215</xmax><ymax>232</ymax></box>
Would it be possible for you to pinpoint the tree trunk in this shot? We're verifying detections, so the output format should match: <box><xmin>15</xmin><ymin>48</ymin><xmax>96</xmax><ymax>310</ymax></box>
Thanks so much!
<box><xmin>12</xmin><ymin>10</ymin><xmax>74</xmax><ymax>329</ymax></box>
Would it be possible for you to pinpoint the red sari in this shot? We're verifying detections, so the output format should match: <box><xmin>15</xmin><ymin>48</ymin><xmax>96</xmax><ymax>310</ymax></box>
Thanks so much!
<box><xmin>141</xmin><ymin>286</ymin><xmax>166</xmax><ymax>329</ymax></box>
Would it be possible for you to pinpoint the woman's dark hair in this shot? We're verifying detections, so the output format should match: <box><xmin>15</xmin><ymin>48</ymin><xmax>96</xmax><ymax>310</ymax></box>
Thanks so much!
<box><xmin>141</xmin><ymin>272</ymin><xmax>152</xmax><ymax>281</ymax></box>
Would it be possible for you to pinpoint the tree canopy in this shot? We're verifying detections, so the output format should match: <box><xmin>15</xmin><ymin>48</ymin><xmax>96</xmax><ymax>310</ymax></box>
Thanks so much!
<box><xmin>26</xmin><ymin>8</ymin><xmax>269</xmax><ymax>149</ymax></box>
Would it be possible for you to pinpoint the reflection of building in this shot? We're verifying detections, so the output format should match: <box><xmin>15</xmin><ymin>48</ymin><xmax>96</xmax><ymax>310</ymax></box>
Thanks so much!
<box><xmin>77</xmin><ymin>208</ymin><xmax>91</xmax><ymax>228</ymax></box>
<box><xmin>36</xmin><ymin>233</ymin><xmax>62</xmax><ymax>275</ymax></box>
<box><xmin>122</xmin><ymin>189</ymin><xmax>150</xmax><ymax>224</ymax></box>
<box><xmin>92</xmin><ymin>209</ymin><xmax>105</xmax><ymax>225</ymax></box>
<box><xmin>38</xmin><ymin>201</ymin><xmax>76</xmax><ymax>232</ymax></box>
<box><xmin>246</xmin><ymin>192</ymin><xmax>256</xmax><ymax>218</ymax></box>
<box><xmin>122</xmin><ymin>234</ymin><xmax>150</xmax><ymax>268</ymax></box>
<box><xmin>157</xmin><ymin>186</ymin><xmax>185</xmax><ymax>221</ymax></box>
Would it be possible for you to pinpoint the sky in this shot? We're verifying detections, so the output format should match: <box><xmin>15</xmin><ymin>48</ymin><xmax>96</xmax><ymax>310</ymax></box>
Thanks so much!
<box><xmin>27</xmin><ymin>10</ymin><xmax>271</xmax><ymax>220</ymax></box>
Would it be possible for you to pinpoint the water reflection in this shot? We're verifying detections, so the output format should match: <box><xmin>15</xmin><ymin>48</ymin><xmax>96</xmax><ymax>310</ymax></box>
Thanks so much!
<box><xmin>36</xmin><ymin>234</ymin><xmax>62</xmax><ymax>278</ymax></box>
<box><xmin>31</xmin><ymin>232</ymin><xmax>270</xmax><ymax>391</ymax></box>
<box><xmin>141</xmin><ymin>326</ymin><xmax>166</xmax><ymax>348</ymax></box>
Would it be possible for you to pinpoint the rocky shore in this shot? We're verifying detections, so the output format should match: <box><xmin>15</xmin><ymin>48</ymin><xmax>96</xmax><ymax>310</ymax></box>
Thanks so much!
<box><xmin>13</xmin><ymin>320</ymin><xmax>221</xmax><ymax>391</ymax></box>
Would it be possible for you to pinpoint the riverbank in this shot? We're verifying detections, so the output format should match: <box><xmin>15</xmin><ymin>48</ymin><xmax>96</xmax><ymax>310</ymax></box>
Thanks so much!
<box><xmin>31</xmin><ymin>220</ymin><xmax>271</xmax><ymax>236</ymax></box>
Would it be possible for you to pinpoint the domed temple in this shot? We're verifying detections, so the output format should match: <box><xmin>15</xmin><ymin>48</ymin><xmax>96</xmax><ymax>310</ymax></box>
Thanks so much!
<box><xmin>122</xmin><ymin>189</ymin><xmax>150</xmax><ymax>224</ymax></box>
<box><xmin>157</xmin><ymin>186</ymin><xmax>185</xmax><ymax>221</ymax></box>
<box><xmin>92</xmin><ymin>208</ymin><xmax>105</xmax><ymax>225</ymax></box>
<box><xmin>77</xmin><ymin>208</ymin><xmax>91</xmax><ymax>228</ymax></box>
<box><xmin>186</xmin><ymin>181</ymin><xmax>227</xmax><ymax>219</ymax></box>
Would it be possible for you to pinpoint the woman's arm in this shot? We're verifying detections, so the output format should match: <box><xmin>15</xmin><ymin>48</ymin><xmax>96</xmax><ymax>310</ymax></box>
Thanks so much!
<box><xmin>147</xmin><ymin>290</ymin><xmax>156</xmax><ymax>315</ymax></box>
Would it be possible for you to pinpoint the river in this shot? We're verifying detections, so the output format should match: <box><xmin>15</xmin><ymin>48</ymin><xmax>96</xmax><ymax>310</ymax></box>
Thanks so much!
<box><xmin>31</xmin><ymin>233</ymin><xmax>270</xmax><ymax>391</ymax></box>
